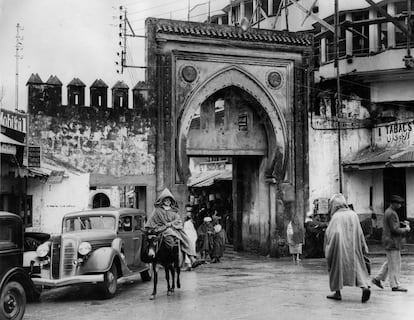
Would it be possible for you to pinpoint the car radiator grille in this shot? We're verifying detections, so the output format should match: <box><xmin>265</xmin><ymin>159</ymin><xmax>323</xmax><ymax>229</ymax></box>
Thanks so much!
<box><xmin>62</xmin><ymin>238</ymin><xmax>77</xmax><ymax>277</ymax></box>
<box><xmin>51</xmin><ymin>239</ymin><xmax>61</xmax><ymax>279</ymax></box>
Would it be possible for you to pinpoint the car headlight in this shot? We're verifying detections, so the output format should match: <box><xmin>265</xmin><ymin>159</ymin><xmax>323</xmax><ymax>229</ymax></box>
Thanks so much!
<box><xmin>36</xmin><ymin>242</ymin><xmax>50</xmax><ymax>258</ymax></box>
<box><xmin>78</xmin><ymin>242</ymin><xmax>92</xmax><ymax>256</ymax></box>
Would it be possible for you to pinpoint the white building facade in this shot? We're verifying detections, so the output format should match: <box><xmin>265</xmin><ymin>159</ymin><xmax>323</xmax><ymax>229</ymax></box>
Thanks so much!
<box><xmin>216</xmin><ymin>0</ymin><xmax>414</xmax><ymax>227</ymax></box>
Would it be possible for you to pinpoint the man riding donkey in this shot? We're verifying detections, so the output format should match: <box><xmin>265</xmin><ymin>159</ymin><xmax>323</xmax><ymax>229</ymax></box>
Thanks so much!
<box><xmin>144</xmin><ymin>188</ymin><xmax>200</xmax><ymax>269</ymax></box>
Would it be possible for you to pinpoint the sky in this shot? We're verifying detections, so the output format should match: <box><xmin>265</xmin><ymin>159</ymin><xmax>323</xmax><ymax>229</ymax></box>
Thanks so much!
<box><xmin>0</xmin><ymin>0</ymin><xmax>226</xmax><ymax>111</ymax></box>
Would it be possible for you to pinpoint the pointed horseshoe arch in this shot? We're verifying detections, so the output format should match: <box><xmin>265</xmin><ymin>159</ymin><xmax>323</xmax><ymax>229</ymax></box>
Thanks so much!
<box><xmin>176</xmin><ymin>65</ymin><xmax>288</xmax><ymax>182</ymax></box>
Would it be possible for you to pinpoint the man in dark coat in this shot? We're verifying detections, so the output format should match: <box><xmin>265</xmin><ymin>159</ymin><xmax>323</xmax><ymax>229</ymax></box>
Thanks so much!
<box><xmin>372</xmin><ymin>195</ymin><xmax>411</xmax><ymax>292</ymax></box>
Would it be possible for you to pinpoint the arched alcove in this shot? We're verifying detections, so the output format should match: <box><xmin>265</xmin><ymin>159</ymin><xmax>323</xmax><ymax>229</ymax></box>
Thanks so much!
<box><xmin>177</xmin><ymin>66</ymin><xmax>288</xmax><ymax>183</ymax></box>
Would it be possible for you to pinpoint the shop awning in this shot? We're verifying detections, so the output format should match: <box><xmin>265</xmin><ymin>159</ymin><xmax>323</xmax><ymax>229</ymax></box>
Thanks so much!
<box><xmin>187</xmin><ymin>170</ymin><xmax>232</xmax><ymax>188</ymax></box>
<box><xmin>0</xmin><ymin>133</ymin><xmax>25</xmax><ymax>146</ymax></box>
<box><xmin>343</xmin><ymin>147</ymin><xmax>414</xmax><ymax>170</ymax></box>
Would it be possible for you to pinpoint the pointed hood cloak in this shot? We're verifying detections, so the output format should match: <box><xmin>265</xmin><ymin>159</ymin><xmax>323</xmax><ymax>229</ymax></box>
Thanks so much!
<box><xmin>154</xmin><ymin>188</ymin><xmax>179</xmax><ymax>210</ymax></box>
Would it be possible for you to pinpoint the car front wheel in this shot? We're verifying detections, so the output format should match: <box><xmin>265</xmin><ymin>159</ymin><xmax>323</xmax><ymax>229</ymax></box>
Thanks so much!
<box><xmin>0</xmin><ymin>281</ymin><xmax>26</xmax><ymax>320</ymax></box>
<box><xmin>100</xmin><ymin>263</ymin><xmax>118</xmax><ymax>299</ymax></box>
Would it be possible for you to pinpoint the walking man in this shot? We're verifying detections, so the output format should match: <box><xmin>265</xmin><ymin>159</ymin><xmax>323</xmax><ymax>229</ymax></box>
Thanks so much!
<box><xmin>372</xmin><ymin>195</ymin><xmax>411</xmax><ymax>292</ymax></box>
<box><xmin>324</xmin><ymin>193</ymin><xmax>371</xmax><ymax>303</ymax></box>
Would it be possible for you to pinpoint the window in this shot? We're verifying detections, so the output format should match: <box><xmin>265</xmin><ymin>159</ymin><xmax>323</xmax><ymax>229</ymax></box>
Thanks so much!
<box><xmin>0</xmin><ymin>218</ymin><xmax>21</xmax><ymax>250</ymax></box>
<box><xmin>232</xmin><ymin>5</ymin><xmax>240</xmax><ymax>24</ymax></box>
<box><xmin>272</xmin><ymin>0</ymin><xmax>282</xmax><ymax>16</ymax></box>
<box><xmin>98</xmin><ymin>95</ymin><xmax>102</xmax><ymax>107</ymax></box>
<box><xmin>74</xmin><ymin>94</ymin><xmax>79</xmax><ymax>105</ymax></box>
<box><xmin>20</xmin><ymin>195</ymin><xmax>32</xmax><ymax>227</ymax></box>
<box><xmin>119</xmin><ymin>216</ymin><xmax>132</xmax><ymax>232</ymax></box>
<box><xmin>352</xmin><ymin>11</ymin><xmax>369</xmax><ymax>55</ymax></box>
<box><xmin>395</xmin><ymin>0</ymin><xmax>414</xmax><ymax>47</ymax></box>
<box><xmin>119</xmin><ymin>96</ymin><xmax>123</xmax><ymax>107</ymax></box>
<box><xmin>63</xmin><ymin>216</ymin><xmax>116</xmax><ymax>232</ymax></box>
<box><xmin>238</xmin><ymin>112</ymin><xmax>248</xmax><ymax>131</ymax></box>
<box><xmin>134</xmin><ymin>215</ymin><xmax>144</xmax><ymax>231</ymax></box>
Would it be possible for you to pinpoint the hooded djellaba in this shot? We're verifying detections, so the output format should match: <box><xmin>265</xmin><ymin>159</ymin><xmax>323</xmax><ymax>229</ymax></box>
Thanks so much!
<box><xmin>144</xmin><ymin>188</ymin><xmax>196</xmax><ymax>258</ymax></box>
<box><xmin>324</xmin><ymin>193</ymin><xmax>371</xmax><ymax>303</ymax></box>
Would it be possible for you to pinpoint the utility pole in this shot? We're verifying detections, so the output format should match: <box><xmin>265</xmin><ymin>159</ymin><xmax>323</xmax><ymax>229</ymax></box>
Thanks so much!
<box><xmin>334</xmin><ymin>0</ymin><xmax>343</xmax><ymax>193</ymax></box>
<box><xmin>15</xmin><ymin>23</ymin><xmax>23</xmax><ymax>111</ymax></box>
<box><xmin>116</xmin><ymin>6</ymin><xmax>146</xmax><ymax>74</ymax></box>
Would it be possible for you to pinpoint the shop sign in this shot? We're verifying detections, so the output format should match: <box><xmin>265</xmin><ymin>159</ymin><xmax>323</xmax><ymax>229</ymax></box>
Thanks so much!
<box><xmin>28</xmin><ymin>146</ymin><xmax>41</xmax><ymax>167</ymax></box>
<box><xmin>375</xmin><ymin>120</ymin><xmax>414</xmax><ymax>147</ymax></box>
<box><xmin>0</xmin><ymin>143</ymin><xmax>17</xmax><ymax>155</ymax></box>
<box><xmin>0</xmin><ymin>109</ymin><xmax>27</xmax><ymax>133</ymax></box>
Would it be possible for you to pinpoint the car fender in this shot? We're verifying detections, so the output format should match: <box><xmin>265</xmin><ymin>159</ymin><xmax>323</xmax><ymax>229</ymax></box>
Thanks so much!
<box><xmin>111</xmin><ymin>238</ymin><xmax>123</xmax><ymax>253</ymax></box>
<box><xmin>81</xmin><ymin>247</ymin><xmax>124</xmax><ymax>275</ymax></box>
<box><xmin>0</xmin><ymin>267</ymin><xmax>41</xmax><ymax>302</ymax></box>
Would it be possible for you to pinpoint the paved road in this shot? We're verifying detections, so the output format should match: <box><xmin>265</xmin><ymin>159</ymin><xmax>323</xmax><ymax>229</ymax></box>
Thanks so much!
<box><xmin>25</xmin><ymin>251</ymin><xmax>414</xmax><ymax>320</ymax></box>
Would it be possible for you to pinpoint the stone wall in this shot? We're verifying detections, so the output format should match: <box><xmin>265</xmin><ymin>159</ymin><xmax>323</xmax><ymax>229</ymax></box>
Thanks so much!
<box><xmin>29</xmin><ymin>106</ymin><xmax>156</xmax><ymax>176</ymax></box>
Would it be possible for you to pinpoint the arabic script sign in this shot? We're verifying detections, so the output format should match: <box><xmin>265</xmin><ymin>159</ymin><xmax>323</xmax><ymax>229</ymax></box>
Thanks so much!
<box><xmin>375</xmin><ymin>120</ymin><xmax>414</xmax><ymax>147</ymax></box>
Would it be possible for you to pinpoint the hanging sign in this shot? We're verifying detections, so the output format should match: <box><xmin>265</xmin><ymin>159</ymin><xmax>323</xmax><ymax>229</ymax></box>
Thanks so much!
<box><xmin>28</xmin><ymin>146</ymin><xmax>41</xmax><ymax>167</ymax></box>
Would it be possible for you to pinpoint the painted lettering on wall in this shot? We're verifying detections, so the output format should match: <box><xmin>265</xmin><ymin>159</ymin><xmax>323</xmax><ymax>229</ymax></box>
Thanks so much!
<box><xmin>385</xmin><ymin>121</ymin><xmax>413</xmax><ymax>144</ymax></box>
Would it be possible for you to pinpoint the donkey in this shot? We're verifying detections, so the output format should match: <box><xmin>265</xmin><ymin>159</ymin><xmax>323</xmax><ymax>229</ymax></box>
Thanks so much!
<box><xmin>141</xmin><ymin>232</ymin><xmax>182</xmax><ymax>300</ymax></box>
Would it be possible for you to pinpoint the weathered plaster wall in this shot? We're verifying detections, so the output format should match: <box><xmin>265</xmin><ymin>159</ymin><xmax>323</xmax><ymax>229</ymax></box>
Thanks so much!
<box><xmin>29</xmin><ymin>108</ymin><xmax>155</xmax><ymax>177</ymax></box>
<box><xmin>27</xmin><ymin>172</ymin><xmax>90</xmax><ymax>234</ymax></box>
<box><xmin>308</xmin><ymin>119</ymin><xmax>371</xmax><ymax>208</ymax></box>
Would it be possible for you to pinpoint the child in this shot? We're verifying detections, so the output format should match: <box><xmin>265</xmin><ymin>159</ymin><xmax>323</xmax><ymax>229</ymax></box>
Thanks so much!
<box><xmin>287</xmin><ymin>220</ymin><xmax>303</xmax><ymax>262</ymax></box>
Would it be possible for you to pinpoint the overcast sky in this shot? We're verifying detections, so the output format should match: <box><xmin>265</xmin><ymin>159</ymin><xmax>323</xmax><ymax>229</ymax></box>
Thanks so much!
<box><xmin>0</xmin><ymin>0</ymin><xmax>226</xmax><ymax>111</ymax></box>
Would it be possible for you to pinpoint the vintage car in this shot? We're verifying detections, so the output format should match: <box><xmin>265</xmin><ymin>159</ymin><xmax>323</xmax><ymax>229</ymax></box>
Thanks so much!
<box><xmin>29</xmin><ymin>208</ymin><xmax>151</xmax><ymax>298</ymax></box>
<box><xmin>0</xmin><ymin>211</ymin><xmax>41</xmax><ymax>320</ymax></box>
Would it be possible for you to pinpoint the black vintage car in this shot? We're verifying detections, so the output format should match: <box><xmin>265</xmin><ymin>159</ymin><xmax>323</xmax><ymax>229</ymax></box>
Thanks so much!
<box><xmin>0</xmin><ymin>211</ymin><xmax>41</xmax><ymax>320</ymax></box>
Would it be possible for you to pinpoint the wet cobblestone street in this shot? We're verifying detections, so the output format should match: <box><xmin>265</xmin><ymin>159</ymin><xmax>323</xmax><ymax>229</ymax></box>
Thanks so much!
<box><xmin>25</xmin><ymin>251</ymin><xmax>414</xmax><ymax>320</ymax></box>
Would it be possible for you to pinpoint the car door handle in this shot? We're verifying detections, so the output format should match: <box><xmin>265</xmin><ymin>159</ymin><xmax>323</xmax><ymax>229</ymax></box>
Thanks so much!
<box><xmin>133</xmin><ymin>237</ymin><xmax>140</xmax><ymax>240</ymax></box>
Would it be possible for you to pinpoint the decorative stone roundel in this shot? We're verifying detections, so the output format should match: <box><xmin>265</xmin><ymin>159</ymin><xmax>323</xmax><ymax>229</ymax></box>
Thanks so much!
<box><xmin>267</xmin><ymin>71</ymin><xmax>283</xmax><ymax>89</ymax></box>
<box><xmin>181</xmin><ymin>65</ymin><xmax>197</xmax><ymax>83</ymax></box>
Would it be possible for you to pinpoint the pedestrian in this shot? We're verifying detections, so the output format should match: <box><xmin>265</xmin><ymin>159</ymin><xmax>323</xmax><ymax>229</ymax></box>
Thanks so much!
<box><xmin>286</xmin><ymin>216</ymin><xmax>303</xmax><ymax>263</ymax></box>
<box><xmin>211</xmin><ymin>215</ymin><xmax>226</xmax><ymax>263</ymax></box>
<box><xmin>183</xmin><ymin>205</ymin><xmax>199</xmax><ymax>271</ymax></box>
<box><xmin>324</xmin><ymin>193</ymin><xmax>371</xmax><ymax>303</ymax></box>
<box><xmin>372</xmin><ymin>195</ymin><xmax>411</xmax><ymax>292</ymax></box>
<box><xmin>144</xmin><ymin>188</ymin><xmax>197</xmax><ymax>266</ymax></box>
<box><xmin>197</xmin><ymin>216</ymin><xmax>214</xmax><ymax>261</ymax></box>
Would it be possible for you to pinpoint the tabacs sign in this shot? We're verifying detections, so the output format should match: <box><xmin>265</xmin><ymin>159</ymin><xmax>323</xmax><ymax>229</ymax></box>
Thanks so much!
<box><xmin>375</xmin><ymin>120</ymin><xmax>414</xmax><ymax>147</ymax></box>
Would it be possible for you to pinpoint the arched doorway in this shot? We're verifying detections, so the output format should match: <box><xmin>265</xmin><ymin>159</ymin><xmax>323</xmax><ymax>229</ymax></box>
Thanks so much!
<box><xmin>185</xmin><ymin>86</ymin><xmax>278</xmax><ymax>253</ymax></box>
<box><xmin>92</xmin><ymin>193</ymin><xmax>111</xmax><ymax>208</ymax></box>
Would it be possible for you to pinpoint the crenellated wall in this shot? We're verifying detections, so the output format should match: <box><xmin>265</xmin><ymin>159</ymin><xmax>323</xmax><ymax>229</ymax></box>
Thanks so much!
<box><xmin>27</xmin><ymin>77</ymin><xmax>158</xmax><ymax>220</ymax></box>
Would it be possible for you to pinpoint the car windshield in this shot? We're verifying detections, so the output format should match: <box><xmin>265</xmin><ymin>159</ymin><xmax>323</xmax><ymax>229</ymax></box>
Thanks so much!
<box><xmin>63</xmin><ymin>215</ymin><xmax>116</xmax><ymax>233</ymax></box>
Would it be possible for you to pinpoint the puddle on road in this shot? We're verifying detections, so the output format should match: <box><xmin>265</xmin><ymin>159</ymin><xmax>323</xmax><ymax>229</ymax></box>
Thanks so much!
<box><xmin>223</xmin><ymin>273</ymin><xmax>251</xmax><ymax>277</ymax></box>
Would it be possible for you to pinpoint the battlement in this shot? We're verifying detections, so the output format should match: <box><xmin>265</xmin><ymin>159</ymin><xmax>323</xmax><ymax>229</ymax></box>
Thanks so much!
<box><xmin>26</xmin><ymin>74</ymin><xmax>150</xmax><ymax>118</ymax></box>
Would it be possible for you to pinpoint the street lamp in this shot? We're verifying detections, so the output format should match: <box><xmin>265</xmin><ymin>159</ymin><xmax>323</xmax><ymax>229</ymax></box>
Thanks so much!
<box><xmin>188</xmin><ymin>0</ymin><xmax>210</xmax><ymax>22</ymax></box>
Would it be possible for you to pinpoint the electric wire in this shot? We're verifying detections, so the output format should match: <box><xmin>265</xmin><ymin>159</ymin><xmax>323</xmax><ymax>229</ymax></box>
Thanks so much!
<box><xmin>115</xmin><ymin>2</ymin><xmax>414</xmax><ymax>116</ymax></box>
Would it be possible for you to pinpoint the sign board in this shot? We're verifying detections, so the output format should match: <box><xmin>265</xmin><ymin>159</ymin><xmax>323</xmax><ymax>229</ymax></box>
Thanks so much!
<box><xmin>0</xmin><ymin>109</ymin><xmax>27</xmax><ymax>133</ymax></box>
<box><xmin>0</xmin><ymin>143</ymin><xmax>17</xmax><ymax>155</ymax></box>
<box><xmin>374</xmin><ymin>120</ymin><xmax>414</xmax><ymax>148</ymax></box>
<box><xmin>316</xmin><ymin>198</ymin><xmax>329</xmax><ymax>214</ymax></box>
<box><xmin>47</xmin><ymin>171</ymin><xmax>65</xmax><ymax>184</ymax></box>
<box><xmin>28</xmin><ymin>146</ymin><xmax>41</xmax><ymax>168</ymax></box>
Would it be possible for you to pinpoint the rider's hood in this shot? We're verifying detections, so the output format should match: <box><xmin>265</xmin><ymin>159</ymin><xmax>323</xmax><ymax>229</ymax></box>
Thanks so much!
<box><xmin>154</xmin><ymin>188</ymin><xmax>179</xmax><ymax>209</ymax></box>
